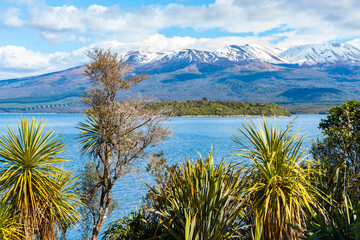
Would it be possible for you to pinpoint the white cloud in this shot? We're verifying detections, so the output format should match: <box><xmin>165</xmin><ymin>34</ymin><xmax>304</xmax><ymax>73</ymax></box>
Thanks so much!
<box><xmin>1</xmin><ymin>8</ymin><xmax>25</xmax><ymax>27</ymax></box>
<box><xmin>4</xmin><ymin>0</ymin><xmax>360</xmax><ymax>48</ymax></box>
<box><xmin>130</xmin><ymin>34</ymin><xmax>275</xmax><ymax>52</ymax></box>
<box><xmin>28</xmin><ymin>5</ymin><xmax>87</xmax><ymax>32</ymax></box>
<box><xmin>86</xmin><ymin>33</ymin><xmax>277</xmax><ymax>55</ymax></box>
<box><xmin>2</xmin><ymin>32</ymin><xmax>360</xmax><ymax>80</ymax></box>
<box><xmin>5</xmin><ymin>0</ymin><xmax>42</xmax><ymax>5</ymax></box>
<box><xmin>347</xmin><ymin>38</ymin><xmax>360</xmax><ymax>49</ymax></box>
<box><xmin>0</xmin><ymin>33</ymin><xmax>275</xmax><ymax>79</ymax></box>
<box><xmin>3</xmin><ymin>0</ymin><xmax>360</xmax><ymax>80</ymax></box>
<box><xmin>0</xmin><ymin>45</ymin><xmax>88</xmax><ymax>80</ymax></box>
<box><xmin>0</xmin><ymin>45</ymin><xmax>49</xmax><ymax>71</ymax></box>
<box><xmin>41</xmin><ymin>32</ymin><xmax>77</xmax><ymax>44</ymax></box>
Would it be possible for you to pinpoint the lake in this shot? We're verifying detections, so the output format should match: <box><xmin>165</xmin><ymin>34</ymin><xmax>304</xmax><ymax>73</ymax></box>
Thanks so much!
<box><xmin>0</xmin><ymin>114</ymin><xmax>325</xmax><ymax>238</ymax></box>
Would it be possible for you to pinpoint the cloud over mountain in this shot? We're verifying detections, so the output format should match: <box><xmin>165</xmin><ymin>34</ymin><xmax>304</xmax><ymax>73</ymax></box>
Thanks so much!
<box><xmin>3</xmin><ymin>0</ymin><xmax>360</xmax><ymax>47</ymax></box>
<box><xmin>2</xmin><ymin>0</ymin><xmax>360</xmax><ymax>78</ymax></box>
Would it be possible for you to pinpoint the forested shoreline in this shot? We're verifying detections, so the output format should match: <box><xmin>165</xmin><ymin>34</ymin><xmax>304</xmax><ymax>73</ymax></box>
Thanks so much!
<box><xmin>148</xmin><ymin>98</ymin><xmax>291</xmax><ymax>117</ymax></box>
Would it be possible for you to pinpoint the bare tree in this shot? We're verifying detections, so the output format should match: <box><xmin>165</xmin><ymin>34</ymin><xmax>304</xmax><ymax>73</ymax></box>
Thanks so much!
<box><xmin>77</xmin><ymin>48</ymin><xmax>171</xmax><ymax>240</ymax></box>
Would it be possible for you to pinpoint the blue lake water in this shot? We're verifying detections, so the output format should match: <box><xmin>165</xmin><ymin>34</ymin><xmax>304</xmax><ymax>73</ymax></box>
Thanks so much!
<box><xmin>0</xmin><ymin>114</ymin><xmax>325</xmax><ymax>238</ymax></box>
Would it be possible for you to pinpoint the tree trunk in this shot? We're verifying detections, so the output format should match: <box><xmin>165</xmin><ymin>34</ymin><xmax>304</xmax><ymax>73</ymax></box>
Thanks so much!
<box><xmin>91</xmin><ymin>162</ymin><xmax>113</xmax><ymax>240</ymax></box>
<box><xmin>91</xmin><ymin>191</ymin><xmax>112</xmax><ymax>240</ymax></box>
<box><xmin>91</xmin><ymin>225</ymin><xmax>101</xmax><ymax>240</ymax></box>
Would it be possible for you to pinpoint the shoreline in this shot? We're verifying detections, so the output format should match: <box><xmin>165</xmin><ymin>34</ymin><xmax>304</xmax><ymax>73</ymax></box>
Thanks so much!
<box><xmin>170</xmin><ymin>114</ymin><xmax>291</xmax><ymax>117</ymax></box>
<box><xmin>0</xmin><ymin>112</ymin><xmax>295</xmax><ymax>117</ymax></box>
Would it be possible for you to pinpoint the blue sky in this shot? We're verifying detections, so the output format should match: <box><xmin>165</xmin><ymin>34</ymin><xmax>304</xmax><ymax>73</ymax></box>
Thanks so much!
<box><xmin>1</xmin><ymin>0</ymin><xmax>360</xmax><ymax>79</ymax></box>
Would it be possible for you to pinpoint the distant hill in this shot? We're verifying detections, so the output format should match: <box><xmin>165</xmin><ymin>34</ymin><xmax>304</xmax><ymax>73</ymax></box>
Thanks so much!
<box><xmin>0</xmin><ymin>43</ymin><xmax>360</xmax><ymax>113</ymax></box>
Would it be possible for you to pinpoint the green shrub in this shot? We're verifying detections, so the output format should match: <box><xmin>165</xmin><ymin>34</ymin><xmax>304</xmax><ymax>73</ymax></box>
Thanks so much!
<box><xmin>233</xmin><ymin>118</ymin><xmax>325</xmax><ymax>240</ymax></box>
<box><xmin>149</xmin><ymin>151</ymin><xmax>247</xmax><ymax>240</ymax></box>
<box><xmin>102</xmin><ymin>207</ymin><xmax>164</xmax><ymax>240</ymax></box>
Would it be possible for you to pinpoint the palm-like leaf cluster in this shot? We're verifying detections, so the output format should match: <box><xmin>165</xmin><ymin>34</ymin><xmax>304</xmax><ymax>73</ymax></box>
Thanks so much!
<box><xmin>233</xmin><ymin>119</ymin><xmax>324</xmax><ymax>240</ymax></box>
<box><xmin>0</xmin><ymin>118</ymin><xmax>80</xmax><ymax>239</ymax></box>
<box><xmin>77</xmin><ymin>114</ymin><xmax>101</xmax><ymax>158</ymax></box>
<box><xmin>0</xmin><ymin>205</ymin><xmax>23</xmax><ymax>239</ymax></box>
<box><xmin>150</xmin><ymin>151</ymin><xmax>247</xmax><ymax>240</ymax></box>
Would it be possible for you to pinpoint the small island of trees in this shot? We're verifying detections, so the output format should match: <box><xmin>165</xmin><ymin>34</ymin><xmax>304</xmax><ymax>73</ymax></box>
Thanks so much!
<box><xmin>148</xmin><ymin>97</ymin><xmax>291</xmax><ymax>117</ymax></box>
<box><xmin>0</xmin><ymin>49</ymin><xmax>359</xmax><ymax>240</ymax></box>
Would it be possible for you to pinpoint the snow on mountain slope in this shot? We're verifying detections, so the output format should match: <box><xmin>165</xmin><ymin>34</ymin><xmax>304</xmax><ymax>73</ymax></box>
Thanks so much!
<box><xmin>122</xmin><ymin>43</ymin><xmax>360</xmax><ymax>66</ymax></box>
<box><xmin>123</xmin><ymin>49</ymin><xmax>222</xmax><ymax>65</ymax></box>
<box><xmin>280</xmin><ymin>43</ymin><xmax>360</xmax><ymax>64</ymax></box>
<box><xmin>122</xmin><ymin>51</ymin><xmax>167</xmax><ymax>64</ymax></box>
<box><xmin>159</xmin><ymin>49</ymin><xmax>219</xmax><ymax>63</ymax></box>
<box><xmin>122</xmin><ymin>44</ymin><xmax>289</xmax><ymax>65</ymax></box>
<box><xmin>216</xmin><ymin>44</ymin><xmax>289</xmax><ymax>64</ymax></box>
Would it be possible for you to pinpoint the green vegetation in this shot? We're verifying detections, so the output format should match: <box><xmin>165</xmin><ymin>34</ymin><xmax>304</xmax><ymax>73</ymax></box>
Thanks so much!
<box><xmin>305</xmin><ymin>99</ymin><xmax>360</xmax><ymax>239</ymax></box>
<box><xmin>149</xmin><ymin>98</ymin><xmax>291</xmax><ymax>116</ymax></box>
<box><xmin>0</xmin><ymin>118</ymin><xmax>80</xmax><ymax>239</ymax></box>
<box><xmin>233</xmin><ymin>119</ymin><xmax>324</xmax><ymax>239</ymax></box>
<box><xmin>102</xmin><ymin>207</ymin><xmax>162</xmax><ymax>240</ymax></box>
<box><xmin>149</xmin><ymin>151</ymin><xmax>247</xmax><ymax>240</ymax></box>
<box><xmin>102</xmin><ymin>100</ymin><xmax>360</xmax><ymax>240</ymax></box>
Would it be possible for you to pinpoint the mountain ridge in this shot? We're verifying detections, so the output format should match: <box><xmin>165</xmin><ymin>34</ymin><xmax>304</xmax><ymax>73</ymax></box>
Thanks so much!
<box><xmin>1</xmin><ymin>42</ymin><xmax>360</xmax><ymax>114</ymax></box>
<box><xmin>123</xmin><ymin>42</ymin><xmax>360</xmax><ymax>66</ymax></box>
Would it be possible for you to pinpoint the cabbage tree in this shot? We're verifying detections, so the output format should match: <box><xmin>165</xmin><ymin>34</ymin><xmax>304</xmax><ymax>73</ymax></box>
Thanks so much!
<box><xmin>233</xmin><ymin>118</ymin><xmax>325</xmax><ymax>240</ymax></box>
<box><xmin>0</xmin><ymin>118</ymin><xmax>80</xmax><ymax>239</ymax></box>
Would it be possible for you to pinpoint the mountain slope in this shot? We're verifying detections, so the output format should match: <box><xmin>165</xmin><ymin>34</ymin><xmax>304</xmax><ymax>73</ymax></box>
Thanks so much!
<box><xmin>1</xmin><ymin>43</ymin><xmax>360</xmax><ymax>113</ymax></box>
<box><xmin>280</xmin><ymin>43</ymin><xmax>360</xmax><ymax>64</ymax></box>
<box><xmin>124</xmin><ymin>44</ymin><xmax>289</xmax><ymax>65</ymax></box>
<box><xmin>216</xmin><ymin>44</ymin><xmax>289</xmax><ymax>64</ymax></box>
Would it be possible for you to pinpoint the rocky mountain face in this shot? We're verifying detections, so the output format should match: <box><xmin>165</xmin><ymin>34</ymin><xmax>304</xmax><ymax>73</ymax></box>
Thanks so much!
<box><xmin>1</xmin><ymin>42</ymin><xmax>360</xmax><ymax>113</ymax></box>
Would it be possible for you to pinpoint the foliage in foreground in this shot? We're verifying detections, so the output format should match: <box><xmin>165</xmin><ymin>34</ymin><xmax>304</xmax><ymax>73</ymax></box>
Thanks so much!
<box><xmin>0</xmin><ymin>205</ymin><xmax>22</xmax><ymax>239</ymax></box>
<box><xmin>299</xmin><ymin>194</ymin><xmax>360</xmax><ymax>240</ymax></box>
<box><xmin>0</xmin><ymin>118</ymin><xmax>80</xmax><ymax>239</ymax></box>
<box><xmin>149</xmin><ymin>151</ymin><xmax>247</xmax><ymax>240</ymax></box>
<box><xmin>101</xmin><ymin>152</ymin><xmax>169</xmax><ymax>240</ymax></box>
<box><xmin>233</xmin><ymin>118</ymin><xmax>324</xmax><ymax>240</ymax></box>
<box><xmin>102</xmin><ymin>207</ymin><xmax>164</xmax><ymax>240</ymax></box>
<box><xmin>307</xmin><ymin>100</ymin><xmax>360</xmax><ymax>239</ymax></box>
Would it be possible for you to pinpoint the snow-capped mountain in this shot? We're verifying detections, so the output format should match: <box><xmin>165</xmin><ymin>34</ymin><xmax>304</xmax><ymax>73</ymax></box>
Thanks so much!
<box><xmin>123</xmin><ymin>43</ymin><xmax>360</xmax><ymax>66</ymax></box>
<box><xmin>216</xmin><ymin>44</ymin><xmax>289</xmax><ymax>64</ymax></box>
<box><xmin>159</xmin><ymin>49</ymin><xmax>219</xmax><ymax>63</ymax></box>
<box><xmin>280</xmin><ymin>43</ymin><xmax>360</xmax><ymax>64</ymax></box>
<box><xmin>4</xmin><ymin>42</ymin><xmax>360</xmax><ymax>113</ymax></box>
<box><xmin>122</xmin><ymin>51</ymin><xmax>167</xmax><ymax>64</ymax></box>
<box><xmin>122</xmin><ymin>44</ymin><xmax>289</xmax><ymax>65</ymax></box>
<box><xmin>123</xmin><ymin>49</ymin><xmax>219</xmax><ymax>65</ymax></box>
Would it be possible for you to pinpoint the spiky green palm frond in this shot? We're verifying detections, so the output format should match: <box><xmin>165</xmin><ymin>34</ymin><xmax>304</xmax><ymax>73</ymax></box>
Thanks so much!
<box><xmin>0</xmin><ymin>205</ymin><xmax>23</xmax><ymax>240</ymax></box>
<box><xmin>0</xmin><ymin>118</ymin><xmax>81</xmax><ymax>239</ymax></box>
<box><xmin>38</xmin><ymin>170</ymin><xmax>81</xmax><ymax>238</ymax></box>
<box><xmin>233</xmin><ymin>118</ymin><xmax>325</xmax><ymax>240</ymax></box>
<box><xmin>77</xmin><ymin>114</ymin><xmax>101</xmax><ymax>158</ymax></box>
<box><xmin>150</xmin><ymin>151</ymin><xmax>247</xmax><ymax>240</ymax></box>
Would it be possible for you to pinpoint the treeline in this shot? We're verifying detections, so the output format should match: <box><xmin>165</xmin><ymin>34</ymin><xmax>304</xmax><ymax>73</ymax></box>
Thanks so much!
<box><xmin>148</xmin><ymin>98</ymin><xmax>291</xmax><ymax>116</ymax></box>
